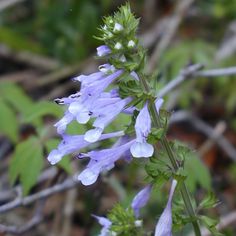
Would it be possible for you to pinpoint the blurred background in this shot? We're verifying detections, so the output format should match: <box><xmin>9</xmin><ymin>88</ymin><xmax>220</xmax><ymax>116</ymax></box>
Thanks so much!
<box><xmin>0</xmin><ymin>0</ymin><xmax>236</xmax><ymax>235</ymax></box>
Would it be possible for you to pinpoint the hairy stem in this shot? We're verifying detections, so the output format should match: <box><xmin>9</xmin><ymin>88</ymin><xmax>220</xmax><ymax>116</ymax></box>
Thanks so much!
<box><xmin>140</xmin><ymin>76</ymin><xmax>201</xmax><ymax>236</ymax></box>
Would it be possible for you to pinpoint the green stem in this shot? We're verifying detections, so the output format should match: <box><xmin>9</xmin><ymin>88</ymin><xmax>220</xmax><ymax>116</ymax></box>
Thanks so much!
<box><xmin>139</xmin><ymin>76</ymin><xmax>201</xmax><ymax>236</ymax></box>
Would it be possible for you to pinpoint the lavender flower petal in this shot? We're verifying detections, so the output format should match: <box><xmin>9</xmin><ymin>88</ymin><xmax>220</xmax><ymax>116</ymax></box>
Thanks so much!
<box><xmin>78</xmin><ymin>140</ymin><xmax>135</xmax><ymax>185</ymax></box>
<box><xmin>154</xmin><ymin>179</ymin><xmax>178</xmax><ymax>236</ymax></box>
<box><xmin>97</xmin><ymin>45</ymin><xmax>111</xmax><ymax>57</ymax></box>
<box><xmin>84</xmin><ymin>97</ymin><xmax>132</xmax><ymax>142</ymax></box>
<box><xmin>155</xmin><ymin>98</ymin><xmax>164</xmax><ymax>113</ymax></box>
<box><xmin>93</xmin><ymin>215</ymin><xmax>112</xmax><ymax>236</ymax></box>
<box><xmin>130</xmin><ymin>103</ymin><xmax>154</xmax><ymax>158</ymax></box>
<box><xmin>130</xmin><ymin>142</ymin><xmax>154</xmax><ymax>158</ymax></box>
<box><xmin>131</xmin><ymin>184</ymin><xmax>152</xmax><ymax>217</ymax></box>
<box><xmin>47</xmin><ymin>131</ymin><xmax>124</xmax><ymax>165</ymax></box>
<box><xmin>54</xmin><ymin>112</ymin><xmax>74</xmax><ymax>134</ymax></box>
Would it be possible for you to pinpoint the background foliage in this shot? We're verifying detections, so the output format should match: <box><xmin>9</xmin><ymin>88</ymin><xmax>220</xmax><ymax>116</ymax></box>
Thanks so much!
<box><xmin>0</xmin><ymin>0</ymin><xmax>236</xmax><ymax>235</ymax></box>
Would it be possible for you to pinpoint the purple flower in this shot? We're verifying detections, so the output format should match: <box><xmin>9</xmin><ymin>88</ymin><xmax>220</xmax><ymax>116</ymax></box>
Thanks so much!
<box><xmin>84</xmin><ymin>97</ymin><xmax>132</xmax><ymax>142</ymax></box>
<box><xmin>53</xmin><ymin>65</ymin><xmax>123</xmax><ymax>134</ymax></box>
<box><xmin>47</xmin><ymin>131</ymin><xmax>124</xmax><ymax>165</ymax></box>
<box><xmin>68</xmin><ymin>70</ymin><xmax>123</xmax><ymax>124</ymax></box>
<box><xmin>131</xmin><ymin>184</ymin><xmax>152</xmax><ymax>217</ymax></box>
<box><xmin>54</xmin><ymin>111</ymin><xmax>74</xmax><ymax>135</ymax></box>
<box><xmin>130</xmin><ymin>103</ymin><xmax>154</xmax><ymax>158</ymax></box>
<box><xmin>97</xmin><ymin>45</ymin><xmax>111</xmax><ymax>57</ymax></box>
<box><xmin>92</xmin><ymin>215</ymin><xmax>112</xmax><ymax>236</ymax></box>
<box><xmin>155</xmin><ymin>98</ymin><xmax>164</xmax><ymax>113</ymax></box>
<box><xmin>154</xmin><ymin>179</ymin><xmax>178</xmax><ymax>236</ymax></box>
<box><xmin>130</xmin><ymin>71</ymin><xmax>139</xmax><ymax>81</ymax></box>
<box><xmin>78</xmin><ymin>140</ymin><xmax>135</xmax><ymax>185</ymax></box>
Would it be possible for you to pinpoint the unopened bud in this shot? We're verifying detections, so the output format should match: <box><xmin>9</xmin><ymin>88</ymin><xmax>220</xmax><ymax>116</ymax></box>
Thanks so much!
<box><xmin>119</xmin><ymin>55</ymin><xmax>126</xmax><ymax>62</ymax></box>
<box><xmin>128</xmin><ymin>40</ymin><xmax>135</xmax><ymax>48</ymax></box>
<box><xmin>135</xmin><ymin>220</ymin><xmax>143</xmax><ymax>227</ymax></box>
<box><xmin>114</xmin><ymin>42</ymin><xmax>122</xmax><ymax>50</ymax></box>
<box><xmin>113</xmin><ymin>23</ymin><xmax>123</xmax><ymax>32</ymax></box>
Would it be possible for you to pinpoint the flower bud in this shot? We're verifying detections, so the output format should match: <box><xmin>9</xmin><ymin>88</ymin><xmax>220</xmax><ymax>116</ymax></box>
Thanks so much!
<box><xmin>128</xmin><ymin>40</ymin><xmax>135</xmax><ymax>48</ymax></box>
<box><xmin>114</xmin><ymin>42</ymin><xmax>122</xmax><ymax>50</ymax></box>
<box><xmin>113</xmin><ymin>23</ymin><xmax>124</xmax><ymax>32</ymax></box>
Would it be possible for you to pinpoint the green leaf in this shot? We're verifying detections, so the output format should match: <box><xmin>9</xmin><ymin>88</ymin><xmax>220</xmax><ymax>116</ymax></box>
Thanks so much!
<box><xmin>200</xmin><ymin>216</ymin><xmax>224</xmax><ymax>236</ymax></box>
<box><xmin>23</xmin><ymin>101</ymin><xmax>63</xmax><ymax>123</ymax></box>
<box><xmin>108</xmin><ymin>204</ymin><xmax>143</xmax><ymax>236</ymax></box>
<box><xmin>0</xmin><ymin>26</ymin><xmax>45</xmax><ymax>54</ymax></box>
<box><xmin>0</xmin><ymin>81</ymin><xmax>33</xmax><ymax>115</ymax></box>
<box><xmin>147</xmin><ymin>128</ymin><xmax>165</xmax><ymax>144</ymax></box>
<box><xmin>9</xmin><ymin>136</ymin><xmax>43</xmax><ymax>195</ymax></box>
<box><xmin>119</xmin><ymin>80</ymin><xmax>142</xmax><ymax>98</ymax></box>
<box><xmin>145</xmin><ymin>157</ymin><xmax>172</xmax><ymax>186</ymax></box>
<box><xmin>0</xmin><ymin>99</ymin><xmax>18</xmax><ymax>142</ymax></box>
<box><xmin>198</xmin><ymin>192</ymin><xmax>220</xmax><ymax>210</ymax></box>
<box><xmin>185</xmin><ymin>152</ymin><xmax>211</xmax><ymax>192</ymax></box>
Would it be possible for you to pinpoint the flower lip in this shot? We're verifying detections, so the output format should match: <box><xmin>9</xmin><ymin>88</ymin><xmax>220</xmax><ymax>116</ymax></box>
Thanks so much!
<box><xmin>97</xmin><ymin>45</ymin><xmax>111</xmax><ymax>57</ymax></box>
<box><xmin>114</xmin><ymin>42</ymin><xmax>122</xmax><ymax>50</ymax></box>
<box><xmin>128</xmin><ymin>40</ymin><xmax>135</xmax><ymax>48</ymax></box>
<box><xmin>131</xmin><ymin>102</ymin><xmax>153</xmax><ymax>158</ymax></box>
<box><xmin>130</xmin><ymin>142</ymin><xmax>154</xmax><ymax>158</ymax></box>
<box><xmin>113</xmin><ymin>22</ymin><xmax>124</xmax><ymax>32</ymax></box>
<box><xmin>131</xmin><ymin>184</ymin><xmax>152</xmax><ymax>217</ymax></box>
<box><xmin>154</xmin><ymin>179</ymin><xmax>178</xmax><ymax>236</ymax></box>
<box><xmin>78</xmin><ymin>140</ymin><xmax>135</xmax><ymax>186</ymax></box>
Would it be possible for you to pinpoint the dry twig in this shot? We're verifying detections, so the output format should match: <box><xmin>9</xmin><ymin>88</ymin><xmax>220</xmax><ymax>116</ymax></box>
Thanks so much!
<box><xmin>0</xmin><ymin>173</ymin><xmax>79</xmax><ymax>213</ymax></box>
<box><xmin>0</xmin><ymin>44</ymin><xmax>60</xmax><ymax>71</ymax></box>
<box><xmin>148</xmin><ymin>0</ymin><xmax>195</xmax><ymax>72</ymax></box>
<box><xmin>170</xmin><ymin>111</ymin><xmax>236</xmax><ymax>162</ymax></box>
<box><xmin>0</xmin><ymin>200</ymin><xmax>45</xmax><ymax>235</ymax></box>
<box><xmin>158</xmin><ymin>65</ymin><xmax>236</xmax><ymax>98</ymax></box>
<box><xmin>0</xmin><ymin>0</ymin><xmax>26</xmax><ymax>11</ymax></box>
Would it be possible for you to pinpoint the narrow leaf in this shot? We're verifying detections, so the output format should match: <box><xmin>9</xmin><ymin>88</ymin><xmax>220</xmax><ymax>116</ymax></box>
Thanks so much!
<box><xmin>9</xmin><ymin>136</ymin><xmax>43</xmax><ymax>195</ymax></box>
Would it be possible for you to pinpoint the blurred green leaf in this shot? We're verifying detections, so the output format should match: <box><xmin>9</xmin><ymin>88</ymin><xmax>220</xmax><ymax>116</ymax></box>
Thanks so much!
<box><xmin>200</xmin><ymin>215</ymin><xmax>224</xmax><ymax>236</ymax></box>
<box><xmin>9</xmin><ymin>136</ymin><xmax>43</xmax><ymax>195</ymax></box>
<box><xmin>185</xmin><ymin>152</ymin><xmax>211</xmax><ymax>192</ymax></box>
<box><xmin>0</xmin><ymin>81</ymin><xmax>33</xmax><ymax>115</ymax></box>
<box><xmin>0</xmin><ymin>99</ymin><xmax>18</xmax><ymax>142</ymax></box>
<box><xmin>199</xmin><ymin>192</ymin><xmax>219</xmax><ymax>210</ymax></box>
<box><xmin>0</xmin><ymin>26</ymin><xmax>45</xmax><ymax>53</ymax></box>
<box><xmin>23</xmin><ymin>101</ymin><xmax>63</xmax><ymax>123</ymax></box>
<box><xmin>58</xmin><ymin>157</ymin><xmax>73</xmax><ymax>174</ymax></box>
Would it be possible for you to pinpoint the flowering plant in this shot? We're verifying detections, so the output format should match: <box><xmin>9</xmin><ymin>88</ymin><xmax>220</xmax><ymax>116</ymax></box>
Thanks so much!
<box><xmin>48</xmin><ymin>4</ymin><xmax>221</xmax><ymax>236</ymax></box>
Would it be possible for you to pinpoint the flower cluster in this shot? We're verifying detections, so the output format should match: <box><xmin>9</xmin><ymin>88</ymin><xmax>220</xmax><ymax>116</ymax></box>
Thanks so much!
<box><xmin>48</xmin><ymin>4</ymin><xmax>163</xmax><ymax>186</ymax></box>
<box><xmin>46</xmin><ymin>4</ymin><xmax>182</xmax><ymax>236</ymax></box>
<box><xmin>46</xmin><ymin>4</ymin><xmax>212</xmax><ymax>236</ymax></box>
<box><xmin>94</xmin><ymin>180</ymin><xmax>177</xmax><ymax>235</ymax></box>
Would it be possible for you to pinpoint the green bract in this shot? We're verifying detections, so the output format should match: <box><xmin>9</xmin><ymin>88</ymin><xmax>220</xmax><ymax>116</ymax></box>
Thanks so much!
<box><xmin>96</xmin><ymin>4</ymin><xmax>146</xmax><ymax>73</ymax></box>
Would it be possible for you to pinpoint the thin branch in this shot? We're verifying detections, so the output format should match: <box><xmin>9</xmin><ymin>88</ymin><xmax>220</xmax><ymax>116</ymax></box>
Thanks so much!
<box><xmin>170</xmin><ymin>111</ymin><xmax>236</xmax><ymax>162</ymax></box>
<box><xmin>148</xmin><ymin>0</ymin><xmax>195</xmax><ymax>72</ymax></box>
<box><xmin>0</xmin><ymin>200</ymin><xmax>45</xmax><ymax>235</ymax></box>
<box><xmin>195</xmin><ymin>67</ymin><xmax>236</xmax><ymax>77</ymax></box>
<box><xmin>0</xmin><ymin>167</ymin><xmax>57</xmax><ymax>204</ymax></box>
<box><xmin>158</xmin><ymin>65</ymin><xmax>236</xmax><ymax>98</ymax></box>
<box><xmin>0</xmin><ymin>0</ymin><xmax>25</xmax><ymax>11</ymax></box>
<box><xmin>60</xmin><ymin>188</ymin><xmax>77</xmax><ymax>236</ymax></box>
<box><xmin>32</xmin><ymin>57</ymin><xmax>96</xmax><ymax>88</ymax></box>
<box><xmin>158</xmin><ymin>64</ymin><xmax>203</xmax><ymax>97</ymax></box>
<box><xmin>0</xmin><ymin>173</ymin><xmax>79</xmax><ymax>213</ymax></box>
<box><xmin>0</xmin><ymin>215</ymin><xmax>43</xmax><ymax>235</ymax></box>
<box><xmin>0</xmin><ymin>44</ymin><xmax>60</xmax><ymax>71</ymax></box>
<box><xmin>140</xmin><ymin>14</ymin><xmax>169</xmax><ymax>49</ymax></box>
<box><xmin>198</xmin><ymin>121</ymin><xmax>227</xmax><ymax>156</ymax></box>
